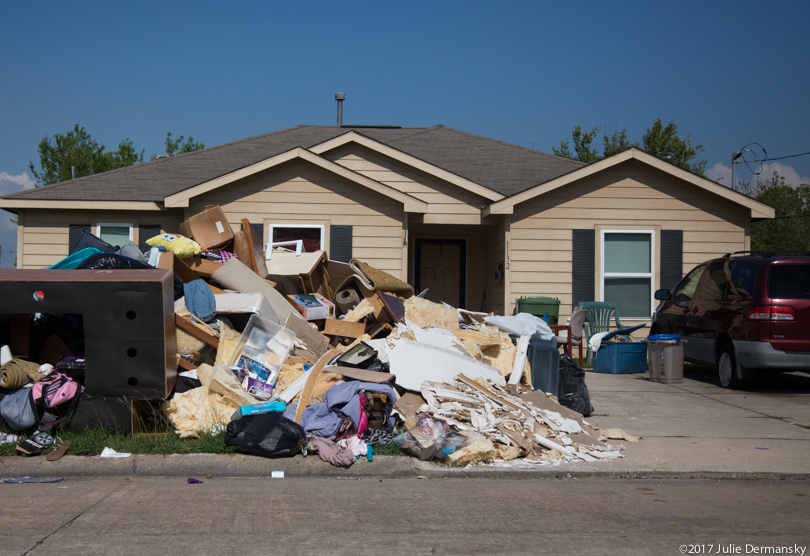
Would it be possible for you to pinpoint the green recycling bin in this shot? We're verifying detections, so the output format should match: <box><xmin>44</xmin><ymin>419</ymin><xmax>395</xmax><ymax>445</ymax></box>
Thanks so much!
<box><xmin>517</xmin><ymin>296</ymin><xmax>560</xmax><ymax>325</ymax></box>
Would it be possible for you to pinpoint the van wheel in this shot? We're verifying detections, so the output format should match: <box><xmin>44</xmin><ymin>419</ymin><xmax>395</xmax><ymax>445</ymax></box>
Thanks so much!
<box><xmin>718</xmin><ymin>344</ymin><xmax>739</xmax><ymax>389</ymax></box>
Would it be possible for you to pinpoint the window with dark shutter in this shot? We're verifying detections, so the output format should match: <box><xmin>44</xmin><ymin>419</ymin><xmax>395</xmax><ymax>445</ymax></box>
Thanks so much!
<box><xmin>138</xmin><ymin>225</ymin><xmax>162</xmax><ymax>253</ymax></box>
<box><xmin>68</xmin><ymin>224</ymin><xmax>91</xmax><ymax>254</ymax></box>
<box><xmin>330</xmin><ymin>225</ymin><xmax>353</xmax><ymax>263</ymax></box>
<box><xmin>660</xmin><ymin>230</ymin><xmax>683</xmax><ymax>291</ymax></box>
<box><xmin>571</xmin><ymin>229</ymin><xmax>595</xmax><ymax>308</ymax></box>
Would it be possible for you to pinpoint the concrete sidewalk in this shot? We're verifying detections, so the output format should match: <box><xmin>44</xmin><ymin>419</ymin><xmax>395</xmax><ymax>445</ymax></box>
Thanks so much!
<box><xmin>2</xmin><ymin>367</ymin><xmax>809</xmax><ymax>480</ymax></box>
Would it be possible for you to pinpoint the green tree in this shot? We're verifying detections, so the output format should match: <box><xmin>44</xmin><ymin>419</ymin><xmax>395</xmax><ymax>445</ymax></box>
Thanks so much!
<box><xmin>553</xmin><ymin>119</ymin><xmax>706</xmax><ymax>175</ymax></box>
<box><xmin>552</xmin><ymin>125</ymin><xmax>601</xmax><ymax>164</ymax></box>
<box><xmin>28</xmin><ymin>124</ymin><xmax>144</xmax><ymax>186</ymax></box>
<box><xmin>737</xmin><ymin>172</ymin><xmax>810</xmax><ymax>251</ymax></box>
<box><xmin>641</xmin><ymin>119</ymin><xmax>706</xmax><ymax>175</ymax></box>
<box><xmin>602</xmin><ymin>127</ymin><xmax>634</xmax><ymax>158</ymax></box>
<box><xmin>152</xmin><ymin>132</ymin><xmax>205</xmax><ymax>159</ymax></box>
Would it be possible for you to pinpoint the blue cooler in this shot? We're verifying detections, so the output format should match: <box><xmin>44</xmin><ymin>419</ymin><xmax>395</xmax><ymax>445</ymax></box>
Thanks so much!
<box><xmin>593</xmin><ymin>324</ymin><xmax>648</xmax><ymax>374</ymax></box>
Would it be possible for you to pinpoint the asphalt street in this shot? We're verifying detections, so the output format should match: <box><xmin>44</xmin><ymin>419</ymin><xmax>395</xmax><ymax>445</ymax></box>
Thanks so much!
<box><xmin>1</xmin><ymin>477</ymin><xmax>808</xmax><ymax>556</ymax></box>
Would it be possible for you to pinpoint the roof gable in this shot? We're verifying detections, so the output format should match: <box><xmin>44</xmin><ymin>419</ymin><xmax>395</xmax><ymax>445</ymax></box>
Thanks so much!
<box><xmin>485</xmin><ymin>148</ymin><xmax>775</xmax><ymax>219</ymax></box>
<box><xmin>309</xmin><ymin>131</ymin><xmax>505</xmax><ymax>202</ymax></box>
<box><xmin>164</xmin><ymin>147</ymin><xmax>428</xmax><ymax>213</ymax></box>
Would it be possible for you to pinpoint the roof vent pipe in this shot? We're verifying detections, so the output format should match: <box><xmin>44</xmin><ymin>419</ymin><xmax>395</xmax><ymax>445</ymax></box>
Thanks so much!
<box><xmin>335</xmin><ymin>92</ymin><xmax>345</xmax><ymax>126</ymax></box>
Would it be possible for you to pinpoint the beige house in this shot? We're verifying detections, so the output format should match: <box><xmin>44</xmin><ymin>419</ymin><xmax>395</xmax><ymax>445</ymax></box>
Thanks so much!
<box><xmin>0</xmin><ymin>125</ymin><xmax>774</xmax><ymax>325</ymax></box>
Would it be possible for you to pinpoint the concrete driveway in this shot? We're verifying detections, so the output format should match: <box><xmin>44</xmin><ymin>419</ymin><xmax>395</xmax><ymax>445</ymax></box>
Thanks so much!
<box><xmin>575</xmin><ymin>365</ymin><xmax>810</xmax><ymax>476</ymax></box>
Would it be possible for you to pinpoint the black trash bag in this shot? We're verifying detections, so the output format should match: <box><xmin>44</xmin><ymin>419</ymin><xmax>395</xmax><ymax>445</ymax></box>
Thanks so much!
<box><xmin>78</xmin><ymin>253</ymin><xmax>185</xmax><ymax>299</ymax></box>
<box><xmin>558</xmin><ymin>355</ymin><xmax>594</xmax><ymax>417</ymax></box>
<box><xmin>225</xmin><ymin>412</ymin><xmax>306</xmax><ymax>458</ymax></box>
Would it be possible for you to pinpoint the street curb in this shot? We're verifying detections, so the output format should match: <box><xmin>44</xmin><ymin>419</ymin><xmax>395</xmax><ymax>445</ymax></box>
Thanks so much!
<box><xmin>2</xmin><ymin>455</ymin><xmax>808</xmax><ymax>481</ymax></box>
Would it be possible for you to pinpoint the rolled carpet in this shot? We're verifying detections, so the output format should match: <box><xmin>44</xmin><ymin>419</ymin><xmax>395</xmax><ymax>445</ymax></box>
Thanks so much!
<box><xmin>0</xmin><ymin>358</ymin><xmax>43</xmax><ymax>389</ymax></box>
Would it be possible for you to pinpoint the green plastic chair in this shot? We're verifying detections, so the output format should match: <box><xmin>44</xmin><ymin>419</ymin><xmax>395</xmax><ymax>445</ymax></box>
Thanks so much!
<box><xmin>580</xmin><ymin>302</ymin><xmax>622</xmax><ymax>362</ymax></box>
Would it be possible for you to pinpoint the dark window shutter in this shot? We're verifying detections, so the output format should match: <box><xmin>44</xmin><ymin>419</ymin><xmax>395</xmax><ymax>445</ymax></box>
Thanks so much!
<box><xmin>330</xmin><ymin>225</ymin><xmax>353</xmax><ymax>263</ymax></box>
<box><xmin>571</xmin><ymin>229</ymin><xmax>595</xmax><ymax>308</ymax></box>
<box><xmin>139</xmin><ymin>225</ymin><xmax>162</xmax><ymax>253</ymax></box>
<box><xmin>239</xmin><ymin>222</ymin><xmax>264</xmax><ymax>241</ymax></box>
<box><xmin>660</xmin><ymin>230</ymin><xmax>684</xmax><ymax>291</ymax></box>
<box><xmin>250</xmin><ymin>223</ymin><xmax>264</xmax><ymax>243</ymax></box>
<box><xmin>68</xmin><ymin>224</ymin><xmax>91</xmax><ymax>254</ymax></box>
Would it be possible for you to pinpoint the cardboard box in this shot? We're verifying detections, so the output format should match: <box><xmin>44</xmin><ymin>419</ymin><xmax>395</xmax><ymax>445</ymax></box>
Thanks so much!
<box><xmin>179</xmin><ymin>205</ymin><xmax>234</xmax><ymax>250</ymax></box>
<box><xmin>157</xmin><ymin>251</ymin><xmax>201</xmax><ymax>283</ymax></box>
<box><xmin>182</xmin><ymin>255</ymin><xmax>226</xmax><ymax>279</ymax></box>
<box><xmin>287</xmin><ymin>293</ymin><xmax>335</xmax><ymax>321</ymax></box>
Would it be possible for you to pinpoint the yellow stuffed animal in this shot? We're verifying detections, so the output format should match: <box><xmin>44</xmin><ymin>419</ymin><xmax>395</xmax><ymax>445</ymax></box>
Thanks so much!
<box><xmin>146</xmin><ymin>233</ymin><xmax>201</xmax><ymax>258</ymax></box>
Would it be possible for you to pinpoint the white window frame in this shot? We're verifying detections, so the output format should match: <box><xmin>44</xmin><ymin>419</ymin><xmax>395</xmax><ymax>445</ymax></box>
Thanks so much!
<box><xmin>96</xmin><ymin>223</ymin><xmax>133</xmax><ymax>245</ymax></box>
<box><xmin>600</xmin><ymin>229</ymin><xmax>656</xmax><ymax>320</ymax></box>
<box><xmin>267</xmin><ymin>224</ymin><xmax>325</xmax><ymax>252</ymax></box>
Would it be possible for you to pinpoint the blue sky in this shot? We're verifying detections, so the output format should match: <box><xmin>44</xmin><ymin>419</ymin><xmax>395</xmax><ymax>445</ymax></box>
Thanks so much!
<box><xmin>2</xmin><ymin>1</ymin><xmax>809</xmax><ymax>267</ymax></box>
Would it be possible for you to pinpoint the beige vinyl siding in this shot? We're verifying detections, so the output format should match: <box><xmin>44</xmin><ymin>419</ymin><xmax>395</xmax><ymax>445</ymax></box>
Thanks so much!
<box><xmin>191</xmin><ymin>160</ymin><xmax>405</xmax><ymax>277</ymax></box>
<box><xmin>508</xmin><ymin>161</ymin><xmax>749</xmax><ymax>321</ymax></box>
<box><xmin>325</xmin><ymin>144</ymin><xmax>486</xmax><ymax>222</ymax></box>
<box><xmin>17</xmin><ymin>209</ymin><xmax>181</xmax><ymax>269</ymax></box>
<box><xmin>484</xmin><ymin>218</ymin><xmax>507</xmax><ymax>315</ymax></box>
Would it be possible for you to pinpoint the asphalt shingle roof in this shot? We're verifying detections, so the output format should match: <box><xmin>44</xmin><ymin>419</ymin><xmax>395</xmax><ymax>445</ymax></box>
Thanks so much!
<box><xmin>4</xmin><ymin>125</ymin><xmax>584</xmax><ymax>202</ymax></box>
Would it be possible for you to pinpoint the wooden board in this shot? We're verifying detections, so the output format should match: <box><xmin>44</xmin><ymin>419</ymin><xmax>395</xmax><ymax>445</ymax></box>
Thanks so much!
<box><xmin>323</xmin><ymin>319</ymin><xmax>366</xmax><ymax>339</ymax></box>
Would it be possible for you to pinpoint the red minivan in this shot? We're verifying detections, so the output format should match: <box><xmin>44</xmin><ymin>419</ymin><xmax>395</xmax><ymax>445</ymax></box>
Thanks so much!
<box><xmin>650</xmin><ymin>252</ymin><xmax>810</xmax><ymax>388</ymax></box>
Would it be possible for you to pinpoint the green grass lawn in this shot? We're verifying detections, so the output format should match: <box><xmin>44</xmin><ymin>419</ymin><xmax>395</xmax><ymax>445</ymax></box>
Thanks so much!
<box><xmin>0</xmin><ymin>422</ymin><xmax>407</xmax><ymax>458</ymax></box>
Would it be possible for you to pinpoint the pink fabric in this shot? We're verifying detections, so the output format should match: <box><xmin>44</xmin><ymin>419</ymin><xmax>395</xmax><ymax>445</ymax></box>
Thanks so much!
<box><xmin>355</xmin><ymin>395</ymin><xmax>369</xmax><ymax>437</ymax></box>
<box><xmin>308</xmin><ymin>436</ymin><xmax>355</xmax><ymax>467</ymax></box>
<box><xmin>338</xmin><ymin>435</ymin><xmax>368</xmax><ymax>457</ymax></box>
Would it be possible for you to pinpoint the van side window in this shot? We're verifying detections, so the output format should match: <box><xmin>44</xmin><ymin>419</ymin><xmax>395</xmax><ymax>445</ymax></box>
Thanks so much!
<box><xmin>728</xmin><ymin>262</ymin><xmax>757</xmax><ymax>299</ymax></box>
<box><xmin>672</xmin><ymin>264</ymin><xmax>705</xmax><ymax>303</ymax></box>
<box><xmin>768</xmin><ymin>264</ymin><xmax>810</xmax><ymax>300</ymax></box>
<box><xmin>700</xmin><ymin>261</ymin><xmax>732</xmax><ymax>301</ymax></box>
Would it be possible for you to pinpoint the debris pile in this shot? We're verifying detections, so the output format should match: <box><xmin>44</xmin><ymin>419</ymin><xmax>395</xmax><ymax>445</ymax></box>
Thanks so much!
<box><xmin>0</xmin><ymin>204</ymin><xmax>631</xmax><ymax>467</ymax></box>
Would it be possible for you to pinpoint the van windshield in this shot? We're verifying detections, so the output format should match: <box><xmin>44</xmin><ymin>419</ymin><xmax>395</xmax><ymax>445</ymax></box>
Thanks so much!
<box><xmin>768</xmin><ymin>264</ymin><xmax>810</xmax><ymax>299</ymax></box>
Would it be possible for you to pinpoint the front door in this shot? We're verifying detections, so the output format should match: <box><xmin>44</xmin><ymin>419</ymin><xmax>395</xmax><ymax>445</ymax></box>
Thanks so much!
<box><xmin>414</xmin><ymin>238</ymin><xmax>466</xmax><ymax>308</ymax></box>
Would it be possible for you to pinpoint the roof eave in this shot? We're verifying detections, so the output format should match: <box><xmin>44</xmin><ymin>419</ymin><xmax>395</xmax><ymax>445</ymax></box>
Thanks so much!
<box><xmin>0</xmin><ymin>200</ymin><xmax>164</xmax><ymax>211</ymax></box>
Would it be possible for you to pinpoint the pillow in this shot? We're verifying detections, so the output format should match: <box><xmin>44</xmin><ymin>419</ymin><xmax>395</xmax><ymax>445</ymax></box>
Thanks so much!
<box><xmin>146</xmin><ymin>233</ymin><xmax>201</xmax><ymax>258</ymax></box>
